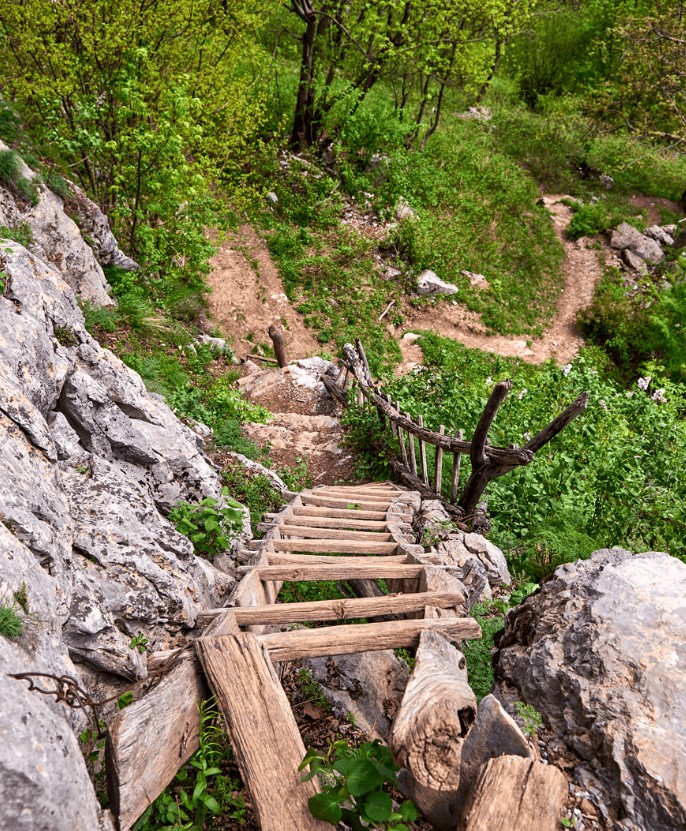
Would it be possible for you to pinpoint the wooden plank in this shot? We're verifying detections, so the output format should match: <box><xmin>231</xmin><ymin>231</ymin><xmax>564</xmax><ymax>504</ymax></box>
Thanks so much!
<box><xmin>196</xmin><ymin>634</ymin><xmax>326</xmax><ymax>831</ymax></box>
<box><xmin>259</xmin><ymin>617</ymin><xmax>482</xmax><ymax>662</ymax></box>
<box><xmin>291</xmin><ymin>506</ymin><xmax>389</xmax><ymax>520</ymax></box>
<box><xmin>386</xmin><ymin>393</ymin><xmax>398</xmax><ymax>438</ymax></box>
<box><xmin>279</xmin><ymin>525</ymin><xmax>393</xmax><ymax>542</ymax></box>
<box><xmin>271</xmin><ymin>538</ymin><xmax>398</xmax><ymax>555</ymax></box>
<box><xmin>261</xmin><ymin>553</ymin><xmax>409</xmax><ymax>568</ymax></box>
<box><xmin>106</xmin><ymin>611</ymin><xmax>238</xmax><ymax>831</ymax></box>
<box><xmin>397</xmin><ymin>419</ymin><xmax>409</xmax><ymax>468</ymax></box>
<box><xmin>300</xmin><ymin>493</ymin><xmax>393</xmax><ymax>509</ymax></box>
<box><xmin>282</xmin><ymin>515</ymin><xmax>389</xmax><ymax>531</ymax></box>
<box><xmin>417</xmin><ymin>415</ymin><xmax>429</xmax><ymax>486</ymax></box>
<box><xmin>434</xmin><ymin>424</ymin><xmax>445</xmax><ymax>495</ymax></box>
<box><xmin>408</xmin><ymin>429</ymin><xmax>418</xmax><ymax>477</ymax></box>
<box><xmin>198</xmin><ymin>591</ymin><xmax>466</xmax><ymax>626</ymax></box>
<box><xmin>450</xmin><ymin>429</ymin><xmax>463</xmax><ymax>504</ymax></box>
<box><xmin>321</xmin><ymin>485</ymin><xmax>402</xmax><ymax>496</ymax></box>
<box><xmin>459</xmin><ymin>756</ymin><xmax>568</xmax><ymax>831</ymax></box>
<box><xmin>251</xmin><ymin>563</ymin><xmax>428</xmax><ymax>581</ymax></box>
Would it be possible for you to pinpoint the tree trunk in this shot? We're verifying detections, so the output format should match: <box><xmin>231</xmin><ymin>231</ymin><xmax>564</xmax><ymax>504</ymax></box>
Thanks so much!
<box><xmin>291</xmin><ymin>12</ymin><xmax>318</xmax><ymax>150</ymax></box>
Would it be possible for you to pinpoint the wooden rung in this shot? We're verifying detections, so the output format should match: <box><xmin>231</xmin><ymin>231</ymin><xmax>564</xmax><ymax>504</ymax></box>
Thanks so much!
<box><xmin>278</xmin><ymin>525</ymin><xmax>393</xmax><ymax>542</ymax></box>
<box><xmin>272</xmin><ymin>539</ymin><xmax>397</xmax><ymax>555</ymax></box>
<box><xmin>321</xmin><ymin>486</ymin><xmax>403</xmax><ymax>496</ymax></box>
<box><xmin>239</xmin><ymin>553</ymin><xmax>409</xmax><ymax>571</ymax></box>
<box><xmin>282</xmin><ymin>516</ymin><xmax>389</xmax><ymax>531</ymax></box>
<box><xmin>198</xmin><ymin>591</ymin><xmax>466</xmax><ymax>627</ymax></box>
<box><xmin>301</xmin><ymin>494</ymin><xmax>393</xmax><ymax>510</ymax></box>
<box><xmin>258</xmin><ymin>617</ymin><xmax>482</xmax><ymax>661</ymax></box>
<box><xmin>251</xmin><ymin>563</ymin><xmax>427</xmax><ymax>581</ymax></box>
<box><xmin>292</xmin><ymin>506</ymin><xmax>389</xmax><ymax>521</ymax></box>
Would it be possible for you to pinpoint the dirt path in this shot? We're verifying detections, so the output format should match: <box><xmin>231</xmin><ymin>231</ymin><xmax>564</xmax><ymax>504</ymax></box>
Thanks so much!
<box><xmin>207</xmin><ymin>225</ymin><xmax>320</xmax><ymax>361</ymax></box>
<box><xmin>397</xmin><ymin>195</ymin><xmax>616</xmax><ymax>369</ymax></box>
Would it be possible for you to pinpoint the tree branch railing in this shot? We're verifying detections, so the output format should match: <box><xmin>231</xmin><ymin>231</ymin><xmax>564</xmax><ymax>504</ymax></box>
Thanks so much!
<box><xmin>321</xmin><ymin>339</ymin><xmax>589</xmax><ymax>527</ymax></box>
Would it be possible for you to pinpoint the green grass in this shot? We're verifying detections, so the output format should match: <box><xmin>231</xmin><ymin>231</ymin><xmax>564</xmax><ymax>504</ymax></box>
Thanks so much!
<box><xmin>462</xmin><ymin>602</ymin><xmax>504</xmax><ymax>702</ymax></box>
<box><xmin>0</xmin><ymin>599</ymin><xmax>24</xmax><ymax>639</ymax></box>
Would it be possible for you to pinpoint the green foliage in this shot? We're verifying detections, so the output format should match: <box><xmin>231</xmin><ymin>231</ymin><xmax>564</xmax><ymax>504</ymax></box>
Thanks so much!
<box><xmin>222</xmin><ymin>465</ymin><xmax>285</xmax><ymax>530</ymax></box>
<box><xmin>128</xmin><ymin>633</ymin><xmax>149</xmax><ymax>654</ymax></box>
<box><xmin>280</xmin><ymin>580</ymin><xmax>346</xmax><ymax>605</ymax></box>
<box><xmin>169</xmin><ymin>487</ymin><xmax>244</xmax><ymax>558</ymax></box>
<box><xmin>462</xmin><ymin>601</ymin><xmax>504</xmax><ymax>701</ymax></box>
<box><xmin>297</xmin><ymin>668</ymin><xmax>333</xmax><ymax>713</ymax></box>
<box><xmin>0</xmin><ymin>148</ymin><xmax>39</xmax><ymax>205</ymax></box>
<box><xmin>513</xmin><ymin>701</ymin><xmax>543</xmax><ymax>738</ymax></box>
<box><xmin>300</xmin><ymin>739</ymin><xmax>418</xmax><ymax>830</ymax></box>
<box><xmin>0</xmin><ymin>597</ymin><xmax>24</xmax><ymax>639</ymax></box>
<box><xmin>565</xmin><ymin>201</ymin><xmax>614</xmax><ymax>240</ymax></box>
<box><xmin>13</xmin><ymin>581</ymin><xmax>29</xmax><ymax>614</ymax></box>
<box><xmin>53</xmin><ymin>325</ymin><xmax>79</xmax><ymax>347</ymax></box>
<box><xmin>133</xmin><ymin>698</ymin><xmax>237</xmax><ymax>831</ymax></box>
<box><xmin>0</xmin><ymin>222</ymin><xmax>34</xmax><ymax>248</ymax></box>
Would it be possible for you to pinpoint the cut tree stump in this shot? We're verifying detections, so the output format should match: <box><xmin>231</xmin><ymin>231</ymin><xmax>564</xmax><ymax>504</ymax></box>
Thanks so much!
<box><xmin>390</xmin><ymin>630</ymin><xmax>476</xmax><ymax>829</ymax></box>
<box><xmin>459</xmin><ymin>755</ymin><xmax>568</xmax><ymax>831</ymax></box>
<box><xmin>195</xmin><ymin>633</ymin><xmax>327</xmax><ymax>831</ymax></box>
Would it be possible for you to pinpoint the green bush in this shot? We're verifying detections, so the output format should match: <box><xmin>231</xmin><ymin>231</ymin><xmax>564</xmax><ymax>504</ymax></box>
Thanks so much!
<box><xmin>168</xmin><ymin>487</ymin><xmax>244</xmax><ymax>558</ymax></box>
<box><xmin>0</xmin><ymin>598</ymin><xmax>24</xmax><ymax>639</ymax></box>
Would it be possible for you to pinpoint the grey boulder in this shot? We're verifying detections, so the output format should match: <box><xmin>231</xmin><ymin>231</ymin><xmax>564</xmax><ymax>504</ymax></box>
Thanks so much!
<box><xmin>610</xmin><ymin>222</ymin><xmax>664</xmax><ymax>263</ymax></box>
<box><xmin>416</xmin><ymin>270</ymin><xmax>459</xmax><ymax>296</ymax></box>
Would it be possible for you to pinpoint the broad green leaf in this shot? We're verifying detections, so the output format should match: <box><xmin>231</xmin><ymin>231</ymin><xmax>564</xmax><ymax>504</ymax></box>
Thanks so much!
<box><xmin>308</xmin><ymin>792</ymin><xmax>343</xmax><ymax>824</ymax></box>
<box><xmin>362</xmin><ymin>790</ymin><xmax>393</xmax><ymax>822</ymax></box>
<box><xmin>345</xmin><ymin>758</ymin><xmax>384</xmax><ymax>796</ymax></box>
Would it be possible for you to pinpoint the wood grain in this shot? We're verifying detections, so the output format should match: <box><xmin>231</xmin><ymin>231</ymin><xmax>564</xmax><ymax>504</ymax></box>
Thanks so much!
<box><xmin>196</xmin><ymin>634</ymin><xmax>327</xmax><ymax>831</ymax></box>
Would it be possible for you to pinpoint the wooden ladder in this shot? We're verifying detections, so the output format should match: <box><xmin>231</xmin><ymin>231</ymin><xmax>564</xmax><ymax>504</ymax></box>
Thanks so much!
<box><xmin>107</xmin><ymin>483</ymin><xmax>481</xmax><ymax>831</ymax></box>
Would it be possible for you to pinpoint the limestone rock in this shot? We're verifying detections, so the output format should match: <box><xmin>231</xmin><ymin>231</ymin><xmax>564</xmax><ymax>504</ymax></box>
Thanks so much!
<box><xmin>645</xmin><ymin>225</ymin><xmax>674</xmax><ymax>247</ymax></box>
<box><xmin>610</xmin><ymin>222</ymin><xmax>664</xmax><ymax>263</ymax></box>
<box><xmin>416</xmin><ymin>270</ymin><xmax>459</xmax><ymax>296</ymax></box>
<box><xmin>65</xmin><ymin>181</ymin><xmax>138</xmax><ymax>270</ymax></box>
<box><xmin>621</xmin><ymin>248</ymin><xmax>649</xmax><ymax>276</ymax></box>
<box><xmin>0</xmin><ymin>140</ymin><xmax>113</xmax><ymax>306</ymax></box>
<box><xmin>494</xmin><ymin>549</ymin><xmax>686</xmax><ymax>831</ymax></box>
<box><xmin>302</xmin><ymin>650</ymin><xmax>410</xmax><ymax>740</ymax></box>
<box><xmin>395</xmin><ymin>197</ymin><xmax>417</xmax><ymax>222</ymax></box>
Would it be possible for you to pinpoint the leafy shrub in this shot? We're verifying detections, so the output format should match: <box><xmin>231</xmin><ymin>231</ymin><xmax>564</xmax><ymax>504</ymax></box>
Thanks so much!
<box><xmin>0</xmin><ymin>149</ymin><xmax>39</xmax><ymax>205</ymax></box>
<box><xmin>566</xmin><ymin>201</ymin><xmax>613</xmax><ymax>240</ymax></box>
<box><xmin>0</xmin><ymin>598</ymin><xmax>24</xmax><ymax>639</ymax></box>
<box><xmin>169</xmin><ymin>487</ymin><xmax>244</xmax><ymax>558</ymax></box>
<box><xmin>300</xmin><ymin>739</ymin><xmax>418</xmax><ymax>829</ymax></box>
<box><xmin>0</xmin><ymin>222</ymin><xmax>34</xmax><ymax>248</ymax></box>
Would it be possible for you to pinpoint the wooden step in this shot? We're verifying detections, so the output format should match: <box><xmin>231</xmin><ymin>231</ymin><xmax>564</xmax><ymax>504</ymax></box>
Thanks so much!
<box><xmin>278</xmin><ymin>525</ymin><xmax>393</xmax><ymax>542</ymax></box>
<box><xmin>301</xmin><ymin>494</ymin><xmax>393</xmax><ymax>510</ymax></box>
<box><xmin>247</xmin><ymin>553</ymin><xmax>409</xmax><ymax>569</ymax></box>
<box><xmin>258</xmin><ymin>617</ymin><xmax>482</xmax><ymax>661</ymax></box>
<box><xmin>282</xmin><ymin>515</ymin><xmax>389</xmax><ymax>531</ymax></box>
<box><xmin>272</xmin><ymin>538</ymin><xmax>398</xmax><ymax>555</ymax></box>
<box><xmin>291</xmin><ymin>506</ymin><xmax>389</xmax><ymax>521</ymax></box>
<box><xmin>198</xmin><ymin>591</ymin><xmax>466</xmax><ymax>626</ymax></box>
<box><xmin>251</xmin><ymin>563</ymin><xmax>427</xmax><ymax>581</ymax></box>
<box><xmin>321</xmin><ymin>486</ymin><xmax>403</xmax><ymax>497</ymax></box>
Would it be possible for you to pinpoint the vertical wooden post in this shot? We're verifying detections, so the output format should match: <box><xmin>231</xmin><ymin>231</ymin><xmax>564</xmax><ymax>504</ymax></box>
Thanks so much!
<box><xmin>450</xmin><ymin>429</ymin><xmax>463</xmax><ymax>504</ymax></box>
<box><xmin>417</xmin><ymin>415</ymin><xmax>429</xmax><ymax>486</ymax></box>
<box><xmin>396</xmin><ymin>403</ymin><xmax>409</xmax><ymax>467</ymax></box>
<box><xmin>408</xmin><ymin>426</ymin><xmax>418</xmax><ymax>478</ymax></box>
<box><xmin>268</xmin><ymin>325</ymin><xmax>288</xmax><ymax>368</ymax></box>
<box><xmin>434</xmin><ymin>425</ymin><xmax>445</xmax><ymax>495</ymax></box>
<box><xmin>386</xmin><ymin>394</ymin><xmax>398</xmax><ymax>438</ymax></box>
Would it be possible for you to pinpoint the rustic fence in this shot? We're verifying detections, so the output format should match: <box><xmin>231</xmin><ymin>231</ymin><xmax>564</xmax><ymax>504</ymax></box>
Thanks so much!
<box><xmin>322</xmin><ymin>339</ymin><xmax>589</xmax><ymax>527</ymax></box>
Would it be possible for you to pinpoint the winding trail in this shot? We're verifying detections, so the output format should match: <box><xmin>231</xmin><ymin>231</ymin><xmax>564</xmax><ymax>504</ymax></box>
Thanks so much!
<box><xmin>398</xmin><ymin>195</ymin><xmax>615</xmax><ymax>369</ymax></box>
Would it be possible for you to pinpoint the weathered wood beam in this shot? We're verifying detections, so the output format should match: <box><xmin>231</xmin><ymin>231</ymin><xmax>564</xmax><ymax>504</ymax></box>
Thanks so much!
<box><xmin>291</xmin><ymin>505</ymin><xmax>389</xmax><ymax>520</ymax></box>
<box><xmin>271</xmin><ymin>538</ymin><xmax>398</xmax><ymax>555</ymax></box>
<box><xmin>247</xmin><ymin>563</ymin><xmax>428</xmax><ymax>581</ymax></box>
<box><xmin>196</xmin><ymin>634</ymin><xmax>326</xmax><ymax>831</ymax></box>
<box><xmin>278</xmin><ymin>525</ymin><xmax>394</xmax><ymax>541</ymax></box>
<box><xmin>258</xmin><ymin>616</ymin><xmax>482</xmax><ymax>661</ymax></box>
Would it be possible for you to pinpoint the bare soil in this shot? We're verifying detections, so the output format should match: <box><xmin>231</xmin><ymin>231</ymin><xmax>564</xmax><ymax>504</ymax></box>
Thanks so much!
<box><xmin>628</xmin><ymin>194</ymin><xmax>682</xmax><ymax>226</ymax></box>
<box><xmin>207</xmin><ymin>225</ymin><xmax>320</xmax><ymax>361</ymax></box>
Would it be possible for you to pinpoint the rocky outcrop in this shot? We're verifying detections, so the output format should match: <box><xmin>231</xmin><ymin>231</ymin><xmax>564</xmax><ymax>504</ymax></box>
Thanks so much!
<box><xmin>494</xmin><ymin>549</ymin><xmax>686</xmax><ymax>831</ymax></box>
<box><xmin>0</xmin><ymin>140</ymin><xmax>118</xmax><ymax>306</ymax></box>
<box><xmin>416</xmin><ymin>269</ymin><xmax>459</xmax><ymax>297</ymax></box>
<box><xmin>0</xmin><ymin>232</ymin><xmax>246</xmax><ymax>824</ymax></box>
<box><xmin>610</xmin><ymin>221</ymin><xmax>665</xmax><ymax>265</ymax></box>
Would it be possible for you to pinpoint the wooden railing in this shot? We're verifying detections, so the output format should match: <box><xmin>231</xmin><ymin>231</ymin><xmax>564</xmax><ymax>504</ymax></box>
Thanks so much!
<box><xmin>322</xmin><ymin>340</ymin><xmax>588</xmax><ymax>527</ymax></box>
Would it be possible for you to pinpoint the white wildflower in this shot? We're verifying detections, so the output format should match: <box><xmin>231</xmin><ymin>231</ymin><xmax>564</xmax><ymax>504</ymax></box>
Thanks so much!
<box><xmin>598</xmin><ymin>399</ymin><xmax>608</xmax><ymax>411</ymax></box>
<box><xmin>485</xmin><ymin>377</ymin><xmax>493</xmax><ymax>386</ymax></box>
<box><xmin>561</xmin><ymin>363</ymin><xmax>572</xmax><ymax>377</ymax></box>
<box><xmin>652</xmin><ymin>388</ymin><xmax>667</xmax><ymax>404</ymax></box>
<box><xmin>637</xmin><ymin>376</ymin><xmax>651</xmax><ymax>391</ymax></box>
<box><xmin>523</xmin><ymin>431</ymin><xmax>531</xmax><ymax>441</ymax></box>
<box><xmin>625</xmin><ymin>391</ymin><xmax>634</xmax><ymax>398</ymax></box>
<box><xmin>517</xmin><ymin>388</ymin><xmax>527</xmax><ymax>400</ymax></box>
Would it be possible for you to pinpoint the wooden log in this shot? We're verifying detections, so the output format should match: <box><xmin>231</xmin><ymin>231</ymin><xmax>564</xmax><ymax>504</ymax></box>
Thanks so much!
<box><xmin>259</xmin><ymin>616</ymin><xmax>482</xmax><ymax>662</ymax></box>
<box><xmin>434</xmin><ymin>425</ymin><xmax>445</xmax><ymax>495</ymax></box>
<box><xmin>260</xmin><ymin>553</ymin><xmax>409</xmax><ymax>568</ymax></box>
<box><xmin>282</xmin><ymin>515</ymin><xmax>389</xmax><ymax>531</ymax></box>
<box><xmin>450</xmin><ymin>429</ymin><xmax>463</xmax><ymax>504</ymax></box>
<box><xmin>292</xmin><ymin>506</ymin><xmax>389</xmax><ymax>520</ymax></box>
<box><xmin>196</xmin><ymin>634</ymin><xmax>326</xmax><ymax>831</ymax></box>
<box><xmin>301</xmin><ymin>493</ymin><xmax>392</xmax><ymax>509</ymax></box>
<box><xmin>386</xmin><ymin>394</ymin><xmax>398</xmax><ymax>438</ymax></box>
<box><xmin>459</xmin><ymin>756</ymin><xmax>568</xmax><ymax>831</ymax></box>
<box><xmin>106</xmin><ymin>611</ymin><xmax>238</xmax><ymax>831</ymax></box>
<box><xmin>198</xmin><ymin>591</ymin><xmax>466</xmax><ymax>627</ymax></box>
<box><xmin>390</xmin><ymin>630</ymin><xmax>475</xmax><ymax>788</ymax></box>
<box><xmin>397</xmin><ymin>420</ymin><xmax>410</xmax><ymax>467</ymax></box>
<box><xmin>279</xmin><ymin>525</ymin><xmax>393</xmax><ymax>542</ymax></box>
<box><xmin>250</xmin><ymin>563</ymin><xmax>429</xmax><ymax>581</ymax></box>
<box><xmin>417</xmin><ymin>415</ymin><xmax>429</xmax><ymax>486</ymax></box>
<box><xmin>271</xmin><ymin>538</ymin><xmax>398</xmax><ymax>555</ymax></box>
<box><xmin>267</xmin><ymin>325</ymin><xmax>288</xmax><ymax>368</ymax></box>
<box><xmin>408</xmin><ymin>426</ymin><xmax>418</xmax><ymax>478</ymax></box>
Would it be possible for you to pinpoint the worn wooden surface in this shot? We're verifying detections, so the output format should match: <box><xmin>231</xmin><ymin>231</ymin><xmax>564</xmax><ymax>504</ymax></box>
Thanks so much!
<box><xmin>196</xmin><ymin>634</ymin><xmax>326</xmax><ymax>831</ymax></box>
<box><xmin>249</xmin><ymin>562</ymin><xmax>427</xmax><ymax>581</ymax></box>
<box><xmin>271</xmin><ymin>537</ymin><xmax>398</xmax><ymax>554</ymax></box>
<box><xmin>390</xmin><ymin>629</ymin><xmax>476</xmax><ymax>791</ymax></box>
<box><xmin>106</xmin><ymin>611</ymin><xmax>237</xmax><ymax>831</ymax></box>
<box><xmin>460</xmin><ymin>756</ymin><xmax>568</xmax><ymax>831</ymax></box>
<box><xmin>259</xmin><ymin>616</ymin><xmax>481</xmax><ymax>661</ymax></box>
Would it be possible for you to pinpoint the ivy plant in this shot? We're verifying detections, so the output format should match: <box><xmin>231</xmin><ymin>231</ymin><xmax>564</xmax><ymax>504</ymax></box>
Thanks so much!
<box><xmin>300</xmin><ymin>740</ymin><xmax>418</xmax><ymax>830</ymax></box>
